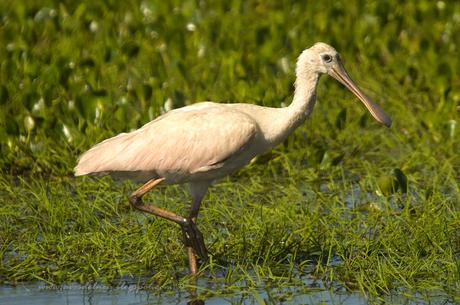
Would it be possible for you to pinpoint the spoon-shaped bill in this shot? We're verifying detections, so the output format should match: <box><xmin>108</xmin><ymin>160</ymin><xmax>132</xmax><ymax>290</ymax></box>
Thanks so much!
<box><xmin>329</xmin><ymin>62</ymin><xmax>392</xmax><ymax>127</ymax></box>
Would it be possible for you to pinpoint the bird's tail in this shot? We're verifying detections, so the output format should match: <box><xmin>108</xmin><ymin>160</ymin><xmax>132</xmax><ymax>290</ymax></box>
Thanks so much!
<box><xmin>74</xmin><ymin>132</ymin><xmax>133</xmax><ymax>176</ymax></box>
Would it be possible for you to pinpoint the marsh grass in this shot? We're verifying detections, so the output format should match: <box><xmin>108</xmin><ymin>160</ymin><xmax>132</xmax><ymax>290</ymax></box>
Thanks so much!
<box><xmin>0</xmin><ymin>0</ymin><xmax>459</xmax><ymax>303</ymax></box>
<box><xmin>1</xmin><ymin>150</ymin><xmax>459</xmax><ymax>301</ymax></box>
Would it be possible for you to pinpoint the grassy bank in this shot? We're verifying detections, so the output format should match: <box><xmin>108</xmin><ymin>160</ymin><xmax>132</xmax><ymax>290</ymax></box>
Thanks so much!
<box><xmin>0</xmin><ymin>0</ymin><xmax>459</xmax><ymax>302</ymax></box>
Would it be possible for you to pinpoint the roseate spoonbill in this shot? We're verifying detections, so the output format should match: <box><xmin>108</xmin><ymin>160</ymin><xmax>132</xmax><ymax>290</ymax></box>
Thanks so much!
<box><xmin>75</xmin><ymin>42</ymin><xmax>391</xmax><ymax>274</ymax></box>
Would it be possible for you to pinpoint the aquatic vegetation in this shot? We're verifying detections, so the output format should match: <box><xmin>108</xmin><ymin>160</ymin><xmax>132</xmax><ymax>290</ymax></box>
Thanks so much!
<box><xmin>0</xmin><ymin>0</ymin><xmax>459</xmax><ymax>303</ymax></box>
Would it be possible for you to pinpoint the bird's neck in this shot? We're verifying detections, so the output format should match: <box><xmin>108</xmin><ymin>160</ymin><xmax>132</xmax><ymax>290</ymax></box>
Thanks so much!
<box><xmin>265</xmin><ymin>67</ymin><xmax>320</xmax><ymax>147</ymax></box>
<box><xmin>274</xmin><ymin>67</ymin><xmax>320</xmax><ymax>139</ymax></box>
<box><xmin>287</xmin><ymin>69</ymin><xmax>320</xmax><ymax>127</ymax></box>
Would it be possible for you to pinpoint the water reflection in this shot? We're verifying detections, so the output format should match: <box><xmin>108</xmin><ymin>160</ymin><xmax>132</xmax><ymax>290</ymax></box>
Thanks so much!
<box><xmin>0</xmin><ymin>279</ymin><xmax>452</xmax><ymax>305</ymax></box>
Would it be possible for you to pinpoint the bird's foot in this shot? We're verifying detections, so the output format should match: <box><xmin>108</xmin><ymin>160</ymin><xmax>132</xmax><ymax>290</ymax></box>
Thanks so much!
<box><xmin>182</xmin><ymin>219</ymin><xmax>208</xmax><ymax>260</ymax></box>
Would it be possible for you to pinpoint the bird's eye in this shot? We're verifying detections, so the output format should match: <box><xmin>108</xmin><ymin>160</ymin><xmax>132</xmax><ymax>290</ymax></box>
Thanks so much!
<box><xmin>321</xmin><ymin>54</ymin><xmax>333</xmax><ymax>63</ymax></box>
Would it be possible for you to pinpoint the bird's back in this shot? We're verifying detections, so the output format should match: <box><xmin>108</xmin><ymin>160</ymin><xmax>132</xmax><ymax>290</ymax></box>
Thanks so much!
<box><xmin>75</xmin><ymin>102</ymin><xmax>262</xmax><ymax>183</ymax></box>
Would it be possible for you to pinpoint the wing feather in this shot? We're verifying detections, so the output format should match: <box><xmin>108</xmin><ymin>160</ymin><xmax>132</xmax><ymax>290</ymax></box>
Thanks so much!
<box><xmin>74</xmin><ymin>104</ymin><xmax>258</xmax><ymax>180</ymax></box>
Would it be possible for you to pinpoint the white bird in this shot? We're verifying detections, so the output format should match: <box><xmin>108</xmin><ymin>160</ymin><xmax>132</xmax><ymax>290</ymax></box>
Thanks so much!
<box><xmin>75</xmin><ymin>42</ymin><xmax>391</xmax><ymax>275</ymax></box>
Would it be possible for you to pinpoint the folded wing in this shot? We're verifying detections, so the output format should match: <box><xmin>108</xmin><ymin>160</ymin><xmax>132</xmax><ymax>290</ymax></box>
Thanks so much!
<box><xmin>74</xmin><ymin>104</ymin><xmax>258</xmax><ymax>181</ymax></box>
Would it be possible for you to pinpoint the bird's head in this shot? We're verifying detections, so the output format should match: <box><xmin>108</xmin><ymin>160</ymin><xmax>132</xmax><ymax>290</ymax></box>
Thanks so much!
<box><xmin>298</xmin><ymin>42</ymin><xmax>392</xmax><ymax>127</ymax></box>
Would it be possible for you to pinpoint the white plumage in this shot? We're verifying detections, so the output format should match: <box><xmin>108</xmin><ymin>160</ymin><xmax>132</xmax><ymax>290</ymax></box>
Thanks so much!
<box><xmin>75</xmin><ymin>42</ymin><xmax>391</xmax><ymax>274</ymax></box>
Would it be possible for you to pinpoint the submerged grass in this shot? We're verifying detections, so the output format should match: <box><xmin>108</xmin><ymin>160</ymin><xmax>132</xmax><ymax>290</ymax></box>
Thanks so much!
<box><xmin>1</xmin><ymin>154</ymin><xmax>459</xmax><ymax>301</ymax></box>
<box><xmin>0</xmin><ymin>0</ymin><xmax>459</xmax><ymax>303</ymax></box>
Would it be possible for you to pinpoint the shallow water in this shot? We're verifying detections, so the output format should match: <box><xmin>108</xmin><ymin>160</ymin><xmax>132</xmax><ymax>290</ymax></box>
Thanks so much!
<box><xmin>0</xmin><ymin>283</ymin><xmax>364</xmax><ymax>305</ymax></box>
<box><xmin>0</xmin><ymin>280</ymin><xmax>453</xmax><ymax>305</ymax></box>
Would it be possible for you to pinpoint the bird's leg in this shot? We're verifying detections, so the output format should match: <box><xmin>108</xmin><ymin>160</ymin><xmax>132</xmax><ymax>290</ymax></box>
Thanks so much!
<box><xmin>128</xmin><ymin>178</ymin><xmax>187</xmax><ymax>224</ymax></box>
<box><xmin>181</xmin><ymin>208</ymin><xmax>208</xmax><ymax>262</ymax></box>
<box><xmin>182</xmin><ymin>220</ymin><xmax>207</xmax><ymax>259</ymax></box>
<box><xmin>182</xmin><ymin>182</ymin><xmax>210</xmax><ymax>274</ymax></box>
<box><xmin>128</xmin><ymin>178</ymin><xmax>208</xmax><ymax>275</ymax></box>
